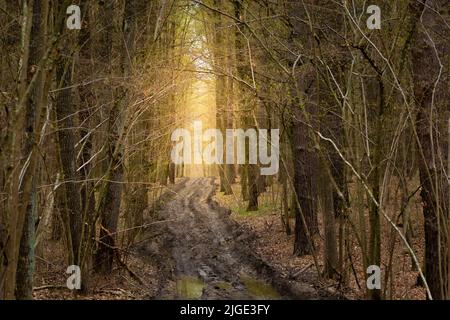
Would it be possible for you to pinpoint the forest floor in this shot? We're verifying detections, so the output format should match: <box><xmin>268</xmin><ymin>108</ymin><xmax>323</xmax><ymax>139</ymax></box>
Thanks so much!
<box><xmin>33</xmin><ymin>176</ymin><xmax>425</xmax><ymax>300</ymax></box>
<box><xmin>214</xmin><ymin>178</ymin><xmax>427</xmax><ymax>300</ymax></box>
<box><xmin>33</xmin><ymin>177</ymin><xmax>340</xmax><ymax>300</ymax></box>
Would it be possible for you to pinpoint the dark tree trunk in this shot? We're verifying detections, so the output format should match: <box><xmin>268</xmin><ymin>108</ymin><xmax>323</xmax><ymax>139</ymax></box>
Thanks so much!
<box><xmin>410</xmin><ymin>0</ymin><xmax>449</xmax><ymax>300</ymax></box>
<box><xmin>233</xmin><ymin>0</ymin><xmax>259</xmax><ymax>211</ymax></box>
<box><xmin>94</xmin><ymin>0</ymin><xmax>129</xmax><ymax>274</ymax></box>
<box><xmin>291</xmin><ymin>102</ymin><xmax>315</xmax><ymax>256</ymax></box>
<box><xmin>15</xmin><ymin>0</ymin><xmax>48</xmax><ymax>299</ymax></box>
<box><xmin>246</xmin><ymin>163</ymin><xmax>259</xmax><ymax>211</ymax></box>
<box><xmin>169</xmin><ymin>163</ymin><xmax>176</xmax><ymax>184</ymax></box>
<box><xmin>55</xmin><ymin>59</ymin><xmax>82</xmax><ymax>266</ymax></box>
<box><xmin>54</xmin><ymin>0</ymin><xmax>83</xmax><ymax>267</ymax></box>
<box><xmin>95</xmin><ymin>166</ymin><xmax>123</xmax><ymax>273</ymax></box>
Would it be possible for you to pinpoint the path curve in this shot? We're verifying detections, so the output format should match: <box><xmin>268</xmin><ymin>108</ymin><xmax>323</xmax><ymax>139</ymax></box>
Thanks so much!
<box><xmin>139</xmin><ymin>177</ymin><xmax>329</xmax><ymax>300</ymax></box>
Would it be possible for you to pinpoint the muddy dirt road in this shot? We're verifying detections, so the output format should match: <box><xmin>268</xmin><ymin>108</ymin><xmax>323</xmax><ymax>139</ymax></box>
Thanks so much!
<box><xmin>138</xmin><ymin>178</ymin><xmax>330</xmax><ymax>300</ymax></box>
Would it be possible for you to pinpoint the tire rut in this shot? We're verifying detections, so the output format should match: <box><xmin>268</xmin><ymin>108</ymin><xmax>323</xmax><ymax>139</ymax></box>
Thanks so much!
<box><xmin>138</xmin><ymin>177</ymin><xmax>330</xmax><ymax>300</ymax></box>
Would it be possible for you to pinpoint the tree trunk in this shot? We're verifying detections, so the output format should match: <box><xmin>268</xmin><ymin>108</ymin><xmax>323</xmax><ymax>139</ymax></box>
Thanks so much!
<box><xmin>55</xmin><ymin>48</ymin><xmax>82</xmax><ymax>267</ymax></box>
<box><xmin>16</xmin><ymin>0</ymin><xmax>48</xmax><ymax>299</ymax></box>
<box><xmin>410</xmin><ymin>0</ymin><xmax>449</xmax><ymax>300</ymax></box>
<box><xmin>320</xmin><ymin>163</ymin><xmax>338</xmax><ymax>279</ymax></box>
<box><xmin>291</xmin><ymin>102</ymin><xmax>315</xmax><ymax>256</ymax></box>
<box><xmin>233</xmin><ymin>0</ymin><xmax>258</xmax><ymax>211</ymax></box>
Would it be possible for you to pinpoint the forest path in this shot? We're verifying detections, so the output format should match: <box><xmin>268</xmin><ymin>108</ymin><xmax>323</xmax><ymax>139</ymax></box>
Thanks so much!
<box><xmin>138</xmin><ymin>177</ymin><xmax>325</xmax><ymax>300</ymax></box>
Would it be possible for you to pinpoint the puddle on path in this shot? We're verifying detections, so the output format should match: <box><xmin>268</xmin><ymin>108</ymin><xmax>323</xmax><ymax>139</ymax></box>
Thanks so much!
<box><xmin>175</xmin><ymin>275</ymin><xmax>280</xmax><ymax>299</ymax></box>
<box><xmin>176</xmin><ymin>276</ymin><xmax>204</xmax><ymax>299</ymax></box>
<box><xmin>241</xmin><ymin>276</ymin><xmax>280</xmax><ymax>299</ymax></box>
